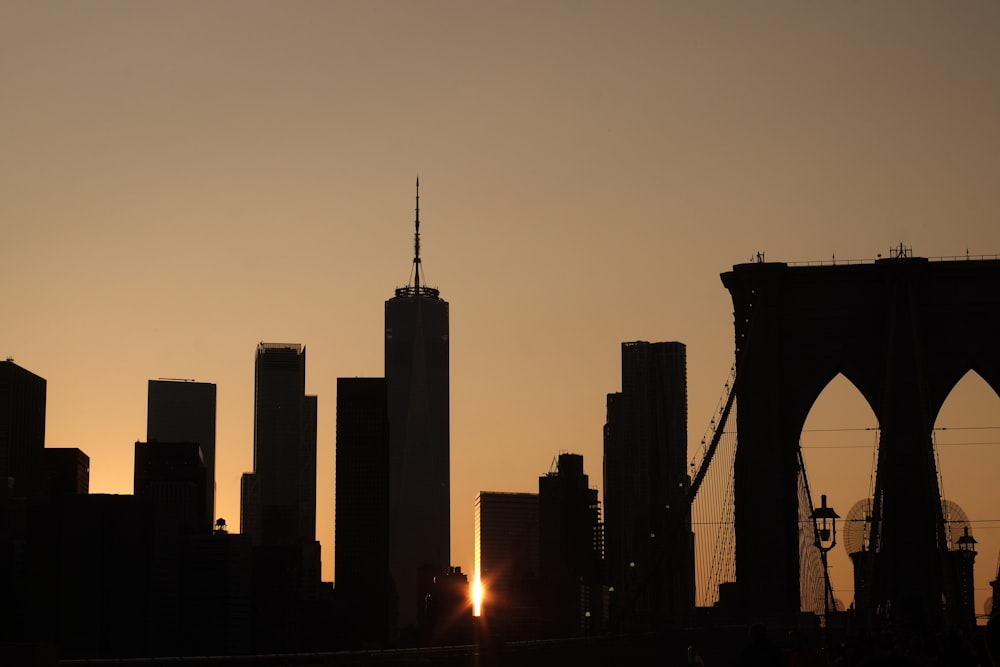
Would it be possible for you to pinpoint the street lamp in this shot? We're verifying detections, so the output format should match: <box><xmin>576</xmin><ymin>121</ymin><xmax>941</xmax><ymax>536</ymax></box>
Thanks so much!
<box><xmin>957</xmin><ymin>526</ymin><xmax>977</xmax><ymax>554</ymax></box>
<box><xmin>811</xmin><ymin>494</ymin><xmax>840</xmax><ymax>617</ymax></box>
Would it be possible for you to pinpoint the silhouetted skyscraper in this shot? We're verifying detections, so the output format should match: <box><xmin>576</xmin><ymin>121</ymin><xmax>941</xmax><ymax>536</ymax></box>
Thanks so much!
<box><xmin>335</xmin><ymin>377</ymin><xmax>391</xmax><ymax>646</ymax></box>
<box><xmin>244</xmin><ymin>343</ymin><xmax>321</xmax><ymax>650</ymax></box>
<box><xmin>385</xmin><ymin>180</ymin><xmax>451</xmax><ymax>630</ymax></box>
<box><xmin>42</xmin><ymin>447</ymin><xmax>89</xmax><ymax>496</ymax></box>
<box><xmin>604</xmin><ymin>341</ymin><xmax>693</xmax><ymax>630</ymax></box>
<box><xmin>251</xmin><ymin>343</ymin><xmax>317</xmax><ymax>546</ymax></box>
<box><xmin>538</xmin><ymin>453</ymin><xmax>603</xmax><ymax>637</ymax></box>
<box><xmin>0</xmin><ymin>360</ymin><xmax>46</xmax><ymax>652</ymax></box>
<box><xmin>147</xmin><ymin>379</ymin><xmax>217</xmax><ymax>526</ymax></box>
<box><xmin>474</xmin><ymin>491</ymin><xmax>540</xmax><ymax>638</ymax></box>
<box><xmin>134</xmin><ymin>440</ymin><xmax>209</xmax><ymax>535</ymax></box>
<box><xmin>0</xmin><ymin>359</ymin><xmax>46</xmax><ymax>498</ymax></box>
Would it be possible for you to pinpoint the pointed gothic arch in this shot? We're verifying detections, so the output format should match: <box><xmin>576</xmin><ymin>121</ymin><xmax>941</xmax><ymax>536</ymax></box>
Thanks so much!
<box><xmin>934</xmin><ymin>369</ymin><xmax>1000</xmax><ymax>622</ymax></box>
<box><xmin>722</xmin><ymin>256</ymin><xmax>1000</xmax><ymax>628</ymax></box>
<box><xmin>799</xmin><ymin>373</ymin><xmax>880</xmax><ymax>612</ymax></box>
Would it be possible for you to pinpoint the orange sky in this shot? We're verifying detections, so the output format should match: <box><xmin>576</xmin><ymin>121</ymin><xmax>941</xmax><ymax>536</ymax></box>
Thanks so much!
<box><xmin>3</xmin><ymin>1</ymin><xmax>1000</xmax><ymax>615</ymax></box>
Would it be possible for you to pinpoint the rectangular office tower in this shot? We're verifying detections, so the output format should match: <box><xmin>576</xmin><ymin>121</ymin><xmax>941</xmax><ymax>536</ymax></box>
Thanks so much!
<box><xmin>134</xmin><ymin>440</ymin><xmax>208</xmax><ymax>535</ymax></box>
<box><xmin>538</xmin><ymin>453</ymin><xmax>604</xmax><ymax>637</ymax></box>
<box><xmin>604</xmin><ymin>341</ymin><xmax>694</xmax><ymax>630</ymax></box>
<box><xmin>335</xmin><ymin>377</ymin><xmax>391</xmax><ymax>646</ymax></box>
<box><xmin>474</xmin><ymin>492</ymin><xmax>540</xmax><ymax>639</ymax></box>
<box><xmin>251</xmin><ymin>343</ymin><xmax>317</xmax><ymax>546</ymax></box>
<box><xmin>43</xmin><ymin>448</ymin><xmax>89</xmax><ymax>496</ymax></box>
<box><xmin>147</xmin><ymin>379</ymin><xmax>216</xmax><ymax>527</ymax></box>
<box><xmin>0</xmin><ymin>359</ymin><xmax>46</xmax><ymax>499</ymax></box>
<box><xmin>385</xmin><ymin>180</ymin><xmax>451</xmax><ymax>630</ymax></box>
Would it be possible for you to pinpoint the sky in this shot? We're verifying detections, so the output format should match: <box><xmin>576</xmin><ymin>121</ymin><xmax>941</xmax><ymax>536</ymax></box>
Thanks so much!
<box><xmin>3</xmin><ymin>1</ymin><xmax>1000</xmax><ymax>615</ymax></box>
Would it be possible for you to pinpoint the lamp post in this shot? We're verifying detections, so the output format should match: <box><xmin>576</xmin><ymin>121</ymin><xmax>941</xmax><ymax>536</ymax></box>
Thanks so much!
<box><xmin>811</xmin><ymin>494</ymin><xmax>840</xmax><ymax>618</ymax></box>
<box><xmin>957</xmin><ymin>526</ymin><xmax>977</xmax><ymax>553</ymax></box>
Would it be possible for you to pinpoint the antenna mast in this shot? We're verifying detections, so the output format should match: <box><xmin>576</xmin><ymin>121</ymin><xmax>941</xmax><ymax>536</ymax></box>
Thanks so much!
<box><xmin>394</xmin><ymin>176</ymin><xmax>440</xmax><ymax>299</ymax></box>
<box><xmin>413</xmin><ymin>176</ymin><xmax>421</xmax><ymax>291</ymax></box>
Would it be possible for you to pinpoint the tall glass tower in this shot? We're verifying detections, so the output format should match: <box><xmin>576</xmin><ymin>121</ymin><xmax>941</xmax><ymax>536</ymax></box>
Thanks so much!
<box><xmin>335</xmin><ymin>377</ymin><xmax>391</xmax><ymax>645</ymax></box>
<box><xmin>604</xmin><ymin>341</ymin><xmax>693</xmax><ymax>630</ymax></box>
<box><xmin>385</xmin><ymin>179</ymin><xmax>450</xmax><ymax>630</ymax></box>
<box><xmin>252</xmin><ymin>342</ymin><xmax>317</xmax><ymax>546</ymax></box>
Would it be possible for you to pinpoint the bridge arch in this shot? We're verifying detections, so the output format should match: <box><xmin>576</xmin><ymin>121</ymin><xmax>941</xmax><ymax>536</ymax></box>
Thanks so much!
<box><xmin>799</xmin><ymin>373</ymin><xmax>880</xmax><ymax>612</ymax></box>
<box><xmin>933</xmin><ymin>369</ymin><xmax>1000</xmax><ymax>620</ymax></box>
<box><xmin>721</xmin><ymin>256</ymin><xmax>1000</xmax><ymax>627</ymax></box>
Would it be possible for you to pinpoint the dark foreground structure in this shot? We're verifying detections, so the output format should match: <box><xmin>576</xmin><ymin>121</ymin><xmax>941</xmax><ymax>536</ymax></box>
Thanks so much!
<box><xmin>24</xmin><ymin>629</ymin><xmax>770</xmax><ymax>667</ymax></box>
<box><xmin>722</xmin><ymin>253</ymin><xmax>1000</xmax><ymax>633</ymax></box>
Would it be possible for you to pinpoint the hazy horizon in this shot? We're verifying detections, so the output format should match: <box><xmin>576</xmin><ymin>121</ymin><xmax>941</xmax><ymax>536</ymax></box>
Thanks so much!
<box><xmin>4</xmin><ymin>1</ymin><xmax>1000</xmax><ymax>615</ymax></box>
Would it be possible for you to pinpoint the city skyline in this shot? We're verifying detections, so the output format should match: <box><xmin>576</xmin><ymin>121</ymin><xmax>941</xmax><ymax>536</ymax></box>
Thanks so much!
<box><xmin>4</xmin><ymin>1</ymin><xmax>1000</xmax><ymax>617</ymax></box>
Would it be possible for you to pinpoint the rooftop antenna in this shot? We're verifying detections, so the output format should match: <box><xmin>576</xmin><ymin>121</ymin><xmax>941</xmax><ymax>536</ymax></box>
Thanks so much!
<box><xmin>891</xmin><ymin>242</ymin><xmax>911</xmax><ymax>259</ymax></box>
<box><xmin>413</xmin><ymin>176</ymin><xmax>422</xmax><ymax>291</ymax></box>
<box><xmin>395</xmin><ymin>177</ymin><xmax>440</xmax><ymax>299</ymax></box>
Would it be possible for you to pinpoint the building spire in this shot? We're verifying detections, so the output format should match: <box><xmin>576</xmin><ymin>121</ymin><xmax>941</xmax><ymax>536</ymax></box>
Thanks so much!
<box><xmin>413</xmin><ymin>176</ymin><xmax>421</xmax><ymax>291</ymax></box>
<box><xmin>395</xmin><ymin>176</ymin><xmax>440</xmax><ymax>299</ymax></box>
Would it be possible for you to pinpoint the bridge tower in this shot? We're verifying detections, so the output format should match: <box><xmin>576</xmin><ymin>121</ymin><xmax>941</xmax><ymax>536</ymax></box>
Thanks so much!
<box><xmin>721</xmin><ymin>254</ymin><xmax>1000</xmax><ymax>629</ymax></box>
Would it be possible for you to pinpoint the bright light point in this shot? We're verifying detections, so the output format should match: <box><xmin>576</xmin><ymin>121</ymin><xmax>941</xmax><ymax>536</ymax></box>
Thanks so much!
<box><xmin>472</xmin><ymin>577</ymin><xmax>483</xmax><ymax>617</ymax></box>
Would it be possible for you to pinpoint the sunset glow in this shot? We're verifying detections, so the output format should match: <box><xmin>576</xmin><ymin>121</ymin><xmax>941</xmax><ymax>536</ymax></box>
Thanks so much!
<box><xmin>3</xmin><ymin>1</ymin><xmax>1000</xmax><ymax>621</ymax></box>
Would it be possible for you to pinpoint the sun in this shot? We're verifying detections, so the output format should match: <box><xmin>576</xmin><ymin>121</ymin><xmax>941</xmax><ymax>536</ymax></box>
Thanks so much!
<box><xmin>472</xmin><ymin>577</ymin><xmax>484</xmax><ymax>617</ymax></box>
